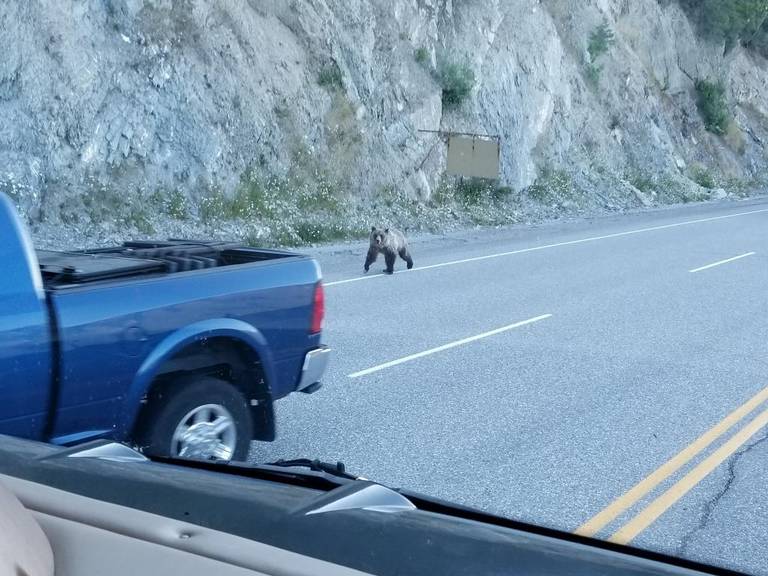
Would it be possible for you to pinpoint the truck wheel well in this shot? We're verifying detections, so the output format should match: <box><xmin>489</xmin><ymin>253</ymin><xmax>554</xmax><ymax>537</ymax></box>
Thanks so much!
<box><xmin>134</xmin><ymin>337</ymin><xmax>275</xmax><ymax>442</ymax></box>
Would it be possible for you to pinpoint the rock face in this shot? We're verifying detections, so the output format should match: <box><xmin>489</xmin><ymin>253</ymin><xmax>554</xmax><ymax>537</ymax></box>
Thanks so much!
<box><xmin>1</xmin><ymin>0</ymin><xmax>766</xmax><ymax>227</ymax></box>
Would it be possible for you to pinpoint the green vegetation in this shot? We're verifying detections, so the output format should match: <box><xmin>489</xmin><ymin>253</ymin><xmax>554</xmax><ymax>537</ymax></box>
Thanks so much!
<box><xmin>0</xmin><ymin>180</ymin><xmax>20</xmax><ymax>204</ymax></box>
<box><xmin>690</xmin><ymin>165</ymin><xmax>717</xmax><ymax>189</ymax></box>
<box><xmin>454</xmin><ymin>179</ymin><xmax>486</xmax><ymax>204</ymax></box>
<box><xmin>425</xmin><ymin>176</ymin><xmax>521</xmax><ymax>227</ymax></box>
<box><xmin>317</xmin><ymin>62</ymin><xmax>343</xmax><ymax>90</ymax></box>
<box><xmin>624</xmin><ymin>170</ymin><xmax>724</xmax><ymax>204</ymax></box>
<box><xmin>296</xmin><ymin>177</ymin><xmax>343</xmax><ymax>213</ymax></box>
<box><xmin>678</xmin><ymin>0</ymin><xmax>768</xmax><ymax>53</ymax></box>
<box><xmin>414</xmin><ymin>47</ymin><xmax>430</xmax><ymax>65</ymax></box>
<box><xmin>437</xmin><ymin>61</ymin><xmax>475</xmax><ymax>109</ymax></box>
<box><xmin>695</xmin><ymin>79</ymin><xmax>730</xmax><ymax>135</ymax></box>
<box><xmin>146</xmin><ymin>188</ymin><xmax>189</xmax><ymax>223</ymax></box>
<box><xmin>588</xmin><ymin>23</ymin><xmax>615</xmax><ymax>61</ymax></box>
<box><xmin>747</xmin><ymin>21</ymin><xmax>768</xmax><ymax>57</ymax></box>
<box><xmin>164</xmin><ymin>189</ymin><xmax>189</xmax><ymax>219</ymax></box>
<box><xmin>229</xmin><ymin>176</ymin><xmax>274</xmax><ymax>220</ymax></box>
<box><xmin>454</xmin><ymin>178</ymin><xmax>512</xmax><ymax>204</ymax></box>
<box><xmin>324</xmin><ymin>93</ymin><xmax>362</xmax><ymax>147</ymax></box>
<box><xmin>80</xmin><ymin>184</ymin><xmax>156</xmax><ymax>234</ymax></box>
<box><xmin>376</xmin><ymin>185</ymin><xmax>434</xmax><ymax>223</ymax></box>
<box><xmin>725</xmin><ymin>122</ymin><xmax>747</xmax><ymax>154</ymax></box>
<box><xmin>125</xmin><ymin>208</ymin><xmax>155</xmax><ymax>235</ymax></box>
<box><xmin>721</xmin><ymin>174</ymin><xmax>768</xmax><ymax>197</ymax></box>
<box><xmin>585</xmin><ymin>64</ymin><xmax>602</xmax><ymax>87</ymax></box>
<box><xmin>205</xmin><ymin>168</ymin><xmax>343</xmax><ymax>223</ymax></box>
<box><xmin>526</xmin><ymin>169</ymin><xmax>575</xmax><ymax>204</ymax></box>
<box><xmin>197</xmin><ymin>157</ymin><xmax>360</xmax><ymax>247</ymax></box>
<box><xmin>627</xmin><ymin>170</ymin><xmax>656</xmax><ymax>193</ymax></box>
<box><xmin>585</xmin><ymin>23</ymin><xmax>615</xmax><ymax>87</ymax></box>
<box><xmin>199</xmin><ymin>188</ymin><xmax>227</xmax><ymax>223</ymax></box>
<box><xmin>654</xmin><ymin>175</ymin><xmax>687</xmax><ymax>203</ymax></box>
<box><xmin>292</xmin><ymin>222</ymin><xmax>369</xmax><ymax>245</ymax></box>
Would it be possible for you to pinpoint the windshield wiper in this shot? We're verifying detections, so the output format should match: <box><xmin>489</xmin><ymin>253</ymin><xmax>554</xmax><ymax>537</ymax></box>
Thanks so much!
<box><xmin>149</xmin><ymin>454</ymin><xmax>363</xmax><ymax>490</ymax></box>
<box><xmin>267</xmin><ymin>458</ymin><xmax>363</xmax><ymax>481</ymax></box>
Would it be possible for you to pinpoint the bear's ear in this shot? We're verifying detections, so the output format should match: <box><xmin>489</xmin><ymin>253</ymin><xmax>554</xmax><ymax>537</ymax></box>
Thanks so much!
<box><xmin>384</xmin><ymin>228</ymin><xmax>390</xmax><ymax>233</ymax></box>
<box><xmin>371</xmin><ymin>226</ymin><xmax>377</xmax><ymax>231</ymax></box>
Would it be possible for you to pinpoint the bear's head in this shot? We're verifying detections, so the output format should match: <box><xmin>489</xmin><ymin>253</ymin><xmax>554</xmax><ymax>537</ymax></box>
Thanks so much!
<box><xmin>370</xmin><ymin>226</ymin><xmax>387</xmax><ymax>248</ymax></box>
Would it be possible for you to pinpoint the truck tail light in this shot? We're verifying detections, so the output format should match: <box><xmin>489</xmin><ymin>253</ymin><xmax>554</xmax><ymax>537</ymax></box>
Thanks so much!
<box><xmin>309</xmin><ymin>282</ymin><xmax>325</xmax><ymax>334</ymax></box>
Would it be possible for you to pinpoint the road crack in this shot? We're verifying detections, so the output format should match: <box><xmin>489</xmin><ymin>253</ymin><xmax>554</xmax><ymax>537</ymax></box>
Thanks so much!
<box><xmin>676</xmin><ymin>431</ymin><xmax>768</xmax><ymax>556</ymax></box>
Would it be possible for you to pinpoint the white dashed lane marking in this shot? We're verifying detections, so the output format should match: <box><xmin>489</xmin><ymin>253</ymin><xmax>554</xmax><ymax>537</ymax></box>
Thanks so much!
<box><xmin>689</xmin><ymin>252</ymin><xmax>756</xmax><ymax>274</ymax></box>
<box><xmin>347</xmin><ymin>314</ymin><xmax>553</xmax><ymax>379</ymax></box>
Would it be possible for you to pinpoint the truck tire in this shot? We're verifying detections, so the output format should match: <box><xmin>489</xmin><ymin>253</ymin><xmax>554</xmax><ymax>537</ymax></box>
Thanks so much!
<box><xmin>136</xmin><ymin>377</ymin><xmax>253</xmax><ymax>462</ymax></box>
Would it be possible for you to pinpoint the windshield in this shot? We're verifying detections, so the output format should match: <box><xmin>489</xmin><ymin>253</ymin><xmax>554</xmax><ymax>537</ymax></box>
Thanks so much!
<box><xmin>2</xmin><ymin>0</ymin><xmax>768</xmax><ymax>574</ymax></box>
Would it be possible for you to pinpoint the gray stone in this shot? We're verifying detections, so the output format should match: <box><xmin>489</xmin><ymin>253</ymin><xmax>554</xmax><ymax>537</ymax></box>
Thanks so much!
<box><xmin>0</xmin><ymin>0</ymin><xmax>765</xmax><ymax>229</ymax></box>
<box><xmin>633</xmin><ymin>188</ymin><xmax>654</xmax><ymax>207</ymax></box>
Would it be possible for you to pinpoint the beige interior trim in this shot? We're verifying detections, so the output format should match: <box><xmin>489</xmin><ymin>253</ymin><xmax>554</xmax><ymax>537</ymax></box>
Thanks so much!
<box><xmin>1</xmin><ymin>473</ymin><xmax>371</xmax><ymax>576</ymax></box>
<box><xmin>34</xmin><ymin>512</ymin><xmax>265</xmax><ymax>576</ymax></box>
<box><xmin>0</xmin><ymin>478</ymin><xmax>54</xmax><ymax>576</ymax></box>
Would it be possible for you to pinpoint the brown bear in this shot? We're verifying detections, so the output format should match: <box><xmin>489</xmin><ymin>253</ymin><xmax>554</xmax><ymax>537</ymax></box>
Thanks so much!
<box><xmin>364</xmin><ymin>227</ymin><xmax>414</xmax><ymax>274</ymax></box>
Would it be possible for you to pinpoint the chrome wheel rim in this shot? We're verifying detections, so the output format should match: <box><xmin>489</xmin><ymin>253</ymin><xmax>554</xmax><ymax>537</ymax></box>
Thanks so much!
<box><xmin>171</xmin><ymin>404</ymin><xmax>237</xmax><ymax>461</ymax></box>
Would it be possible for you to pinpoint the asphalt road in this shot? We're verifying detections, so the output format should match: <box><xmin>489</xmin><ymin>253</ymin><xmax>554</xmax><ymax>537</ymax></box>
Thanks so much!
<box><xmin>251</xmin><ymin>197</ymin><xmax>768</xmax><ymax>575</ymax></box>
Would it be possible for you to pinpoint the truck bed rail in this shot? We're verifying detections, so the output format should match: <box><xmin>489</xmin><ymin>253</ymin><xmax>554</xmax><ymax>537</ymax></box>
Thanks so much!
<box><xmin>39</xmin><ymin>240</ymin><xmax>297</xmax><ymax>285</ymax></box>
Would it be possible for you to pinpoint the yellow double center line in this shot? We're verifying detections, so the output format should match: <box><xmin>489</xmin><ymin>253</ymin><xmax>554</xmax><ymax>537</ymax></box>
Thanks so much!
<box><xmin>575</xmin><ymin>386</ymin><xmax>768</xmax><ymax>544</ymax></box>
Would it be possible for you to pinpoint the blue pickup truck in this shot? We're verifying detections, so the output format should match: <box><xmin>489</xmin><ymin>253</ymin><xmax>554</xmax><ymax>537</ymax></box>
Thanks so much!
<box><xmin>0</xmin><ymin>193</ymin><xmax>330</xmax><ymax>461</ymax></box>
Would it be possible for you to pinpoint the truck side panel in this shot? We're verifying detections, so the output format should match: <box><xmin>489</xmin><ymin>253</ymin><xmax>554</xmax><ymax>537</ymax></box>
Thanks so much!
<box><xmin>118</xmin><ymin>317</ymin><xmax>278</xmax><ymax>439</ymax></box>
<box><xmin>48</xmin><ymin>258</ymin><xmax>320</xmax><ymax>442</ymax></box>
<box><xmin>0</xmin><ymin>195</ymin><xmax>53</xmax><ymax>439</ymax></box>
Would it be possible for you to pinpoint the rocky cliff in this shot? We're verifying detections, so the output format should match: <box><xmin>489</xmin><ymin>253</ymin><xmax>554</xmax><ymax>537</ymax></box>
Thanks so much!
<box><xmin>1</xmin><ymin>0</ymin><xmax>766</xmax><ymax>247</ymax></box>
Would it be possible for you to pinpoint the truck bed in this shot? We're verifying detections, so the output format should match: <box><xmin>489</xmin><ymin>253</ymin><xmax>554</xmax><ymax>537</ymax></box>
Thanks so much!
<box><xmin>38</xmin><ymin>240</ymin><xmax>297</xmax><ymax>286</ymax></box>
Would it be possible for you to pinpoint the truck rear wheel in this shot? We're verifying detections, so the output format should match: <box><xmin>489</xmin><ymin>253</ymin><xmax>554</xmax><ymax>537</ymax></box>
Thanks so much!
<box><xmin>136</xmin><ymin>377</ymin><xmax>253</xmax><ymax>462</ymax></box>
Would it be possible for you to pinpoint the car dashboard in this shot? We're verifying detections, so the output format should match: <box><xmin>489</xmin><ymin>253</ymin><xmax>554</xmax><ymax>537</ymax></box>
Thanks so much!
<box><xmin>0</xmin><ymin>436</ymin><xmax>743</xmax><ymax>576</ymax></box>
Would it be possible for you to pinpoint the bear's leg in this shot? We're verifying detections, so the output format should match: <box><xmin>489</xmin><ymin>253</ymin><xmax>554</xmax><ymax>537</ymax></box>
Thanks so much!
<box><xmin>399</xmin><ymin>248</ymin><xmax>414</xmax><ymax>270</ymax></box>
<box><xmin>364</xmin><ymin>249</ymin><xmax>378</xmax><ymax>273</ymax></box>
<box><xmin>384</xmin><ymin>251</ymin><xmax>396</xmax><ymax>274</ymax></box>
